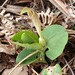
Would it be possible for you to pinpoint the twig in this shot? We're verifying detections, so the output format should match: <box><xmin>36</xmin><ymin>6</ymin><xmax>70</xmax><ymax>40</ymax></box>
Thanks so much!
<box><xmin>48</xmin><ymin>0</ymin><xmax>71</xmax><ymax>17</ymax></box>
<box><xmin>31</xmin><ymin>68</ymin><xmax>40</xmax><ymax>75</ymax></box>
<box><xmin>67</xmin><ymin>29</ymin><xmax>75</xmax><ymax>35</ymax></box>
<box><xmin>1</xmin><ymin>0</ymin><xmax>8</xmax><ymax>7</ymax></box>
<box><xmin>0</xmin><ymin>6</ymin><xmax>29</xmax><ymax>23</ymax></box>
<box><xmin>8</xmin><ymin>50</ymin><xmax>39</xmax><ymax>75</ymax></box>
<box><xmin>0</xmin><ymin>7</ymin><xmax>29</xmax><ymax>26</ymax></box>
<box><xmin>63</xmin><ymin>58</ymin><xmax>74</xmax><ymax>75</ymax></box>
<box><xmin>40</xmin><ymin>0</ymin><xmax>45</xmax><ymax>12</ymax></box>
<box><xmin>27</xmin><ymin>65</ymin><xmax>40</xmax><ymax>75</ymax></box>
<box><xmin>62</xmin><ymin>57</ymin><xmax>74</xmax><ymax>70</ymax></box>
<box><xmin>0</xmin><ymin>6</ymin><xmax>21</xmax><ymax>16</ymax></box>
<box><xmin>7</xmin><ymin>5</ymin><xmax>24</xmax><ymax>13</ymax></box>
<box><xmin>69</xmin><ymin>0</ymin><xmax>74</xmax><ymax>14</ymax></box>
<box><xmin>49</xmin><ymin>16</ymin><xmax>54</xmax><ymax>25</ymax></box>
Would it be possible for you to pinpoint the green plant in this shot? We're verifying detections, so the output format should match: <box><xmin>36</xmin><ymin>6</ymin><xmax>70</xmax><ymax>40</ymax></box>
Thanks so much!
<box><xmin>10</xmin><ymin>7</ymin><xmax>68</xmax><ymax>75</ymax></box>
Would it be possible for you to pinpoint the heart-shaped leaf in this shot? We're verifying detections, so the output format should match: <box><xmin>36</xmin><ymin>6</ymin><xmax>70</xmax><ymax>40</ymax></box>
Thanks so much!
<box><xmin>42</xmin><ymin>25</ymin><xmax>68</xmax><ymax>60</ymax></box>
<box><xmin>21</xmin><ymin>30</ymin><xmax>39</xmax><ymax>44</ymax></box>
<box><xmin>16</xmin><ymin>49</ymin><xmax>41</xmax><ymax>65</ymax></box>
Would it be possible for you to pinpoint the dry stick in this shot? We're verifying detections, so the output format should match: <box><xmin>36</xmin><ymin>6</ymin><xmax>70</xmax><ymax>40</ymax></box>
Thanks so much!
<box><xmin>28</xmin><ymin>65</ymin><xmax>40</xmax><ymax>75</ymax></box>
<box><xmin>62</xmin><ymin>57</ymin><xmax>74</xmax><ymax>70</ymax></box>
<box><xmin>0</xmin><ymin>6</ymin><xmax>30</xmax><ymax>24</ymax></box>
<box><xmin>62</xmin><ymin>0</ymin><xmax>67</xmax><ymax>5</ymax></box>
<box><xmin>40</xmin><ymin>0</ymin><xmax>45</xmax><ymax>12</ymax></box>
<box><xmin>8</xmin><ymin>50</ymin><xmax>39</xmax><ymax>75</ymax></box>
<box><xmin>0</xmin><ymin>7</ymin><xmax>29</xmax><ymax>27</ymax></box>
<box><xmin>63</xmin><ymin>58</ymin><xmax>74</xmax><ymax>75</ymax></box>
<box><xmin>69</xmin><ymin>0</ymin><xmax>74</xmax><ymax>13</ymax></box>
<box><xmin>7</xmin><ymin>5</ymin><xmax>24</xmax><ymax>13</ymax></box>
<box><xmin>0</xmin><ymin>6</ymin><xmax>21</xmax><ymax>16</ymax></box>
<box><xmin>48</xmin><ymin>0</ymin><xmax>71</xmax><ymax>17</ymax></box>
<box><xmin>0</xmin><ymin>4</ymin><xmax>25</xmax><ymax>24</ymax></box>
<box><xmin>0</xmin><ymin>6</ymin><xmax>27</xmax><ymax>23</ymax></box>
<box><xmin>31</xmin><ymin>68</ymin><xmax>40</xmax><ymax>75</ymax></box>
<box><xmin>67</xmin><ymin>29</ymin><xmax>75</xmax><ymax>35</ymax></box>
<box><xmin>49</xmin><ymin>16</ymin><xmax>54</xmax><ymax>25</ymax></box>
<box><xmin>0</xmin><ymin>6</ymin><xmax>32</xmax><ymax>29</ymax></box>
<box><xmin>1</xmin><ymin>0</ymin><xmax>8</xmax><ymax>7</ymax></box>
<box><xmin>27</xmin><ymin>65</ymin><xmax>40</xmax><ymax>75</ymax></box>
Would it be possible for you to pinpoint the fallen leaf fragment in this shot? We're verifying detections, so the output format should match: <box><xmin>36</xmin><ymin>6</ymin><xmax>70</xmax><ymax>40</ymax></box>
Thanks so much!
<box><xmin>15</xmin><ymin>0</ymin><xmax>32</xmax><ymax>4</ymax></box>
<box><xmin>2</xmin><ymin>66</ymin><xmax>28</xmax><ymax>75</ymax></box>
<box><xmin>0</xmin><ymin>44</ymin><xmax>16</xmax><ymax>55</ymax></box>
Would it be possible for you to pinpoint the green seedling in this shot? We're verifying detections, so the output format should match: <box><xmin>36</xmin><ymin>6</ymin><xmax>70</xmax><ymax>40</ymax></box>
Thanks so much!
<box><xmin>12</xmin><ymin>7</ymin><xmax>68</xmax><ymax>64</ymax></box>
<box><xmin>9</xmin><ymin>7</ymin><xmax>68</xmax><ymax>75</ymax></box>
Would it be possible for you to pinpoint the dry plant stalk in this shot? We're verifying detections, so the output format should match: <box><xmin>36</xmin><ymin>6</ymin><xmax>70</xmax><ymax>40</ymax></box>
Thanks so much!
<box><xmin>48</xmin><ymin>0</ymin><xmax>75</xmax><ymax>18</ymax></box>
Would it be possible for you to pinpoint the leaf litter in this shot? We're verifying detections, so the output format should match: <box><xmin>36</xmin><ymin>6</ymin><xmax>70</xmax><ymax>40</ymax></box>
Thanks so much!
<box><xmin>0</xmin><ymin>0</ymin><xmax>75</xmax><ymax>75</ymax></box>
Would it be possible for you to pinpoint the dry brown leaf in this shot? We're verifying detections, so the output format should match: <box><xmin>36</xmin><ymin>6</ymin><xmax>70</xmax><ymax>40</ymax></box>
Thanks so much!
<box><xmin>0</xmin><ymin>44</ymin><xmax>16</xmax><ymax>55</ymax></box>
<box><xmin>48</xmin><ymin>0</ymin><xmax>75</xmax><ymax>18</ymax></box>
<box><xmin>2</xmin><ymin>66</ymin><xmax>28</xmax><ymax>75</ymax></box>
<box><xmin>7</xmin><ymin>5</ymin><xmax>24</xmax><ymax>13</ymax></box>
<box><xmin>15</xmin><ymin>0</ymin><xmax>32</xmax><ymax>4</ymax></box>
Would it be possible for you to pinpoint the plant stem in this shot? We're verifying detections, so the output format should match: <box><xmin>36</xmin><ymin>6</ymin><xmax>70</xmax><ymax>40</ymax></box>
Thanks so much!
<box><xmin>1</xmin><ymin>0</ymin><xmax>8</xmax><ymax>7</ymax></box>
<box><xmin>12</xmin><ymin>42</ymin><xmax>42</xmax><ymax>50</ymax></box>
<box><xmin>41</xmin><ymin>47</ymin><xmax>47</xmax><ymax>62</ymax></box>
<box><xmin>8</xmin><ymin>50</ymin><xmax>39</xmax><ymax>75</ymax></box>
<box><xmin>41</xmin><ymin>52</ymin><xmax>46</xmax><ymax>62</ymax></box>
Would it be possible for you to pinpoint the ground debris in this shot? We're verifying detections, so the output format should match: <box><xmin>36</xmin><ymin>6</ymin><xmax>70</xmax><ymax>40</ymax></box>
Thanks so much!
<box><xmin>0</xmin><ymin>0</ymin><xmax>75</xmax><ymax>75</ymax></box>
<box><xmin>2</xmin><ymin>66</ymin><xmax>28</xmax><ymax>75</ymax></box>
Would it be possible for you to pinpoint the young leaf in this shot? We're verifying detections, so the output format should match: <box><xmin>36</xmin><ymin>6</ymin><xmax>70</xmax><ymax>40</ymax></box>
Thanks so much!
<box><xmin>21</xmin><ymin>30</ymin><xmax>39</xmax><ymax>44</ymax></box>
<box><xmin>12</xmin><ymin>30</ymin><xmax>39</xmax><ymax>44</ymax></box>
<box><xmin>11</xmin><ymin>31</ymin><xmax>25</xmax><ymax>42</ymax></box>
<box><xmin>16</xmin><ymin>49</ymin><xmax>41</xmax><ymax>65</ymax></box>
<box><xmin>42</xmin><ymin>25</ymin><xmax>68</xmax><ymax>60</ymax></box>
